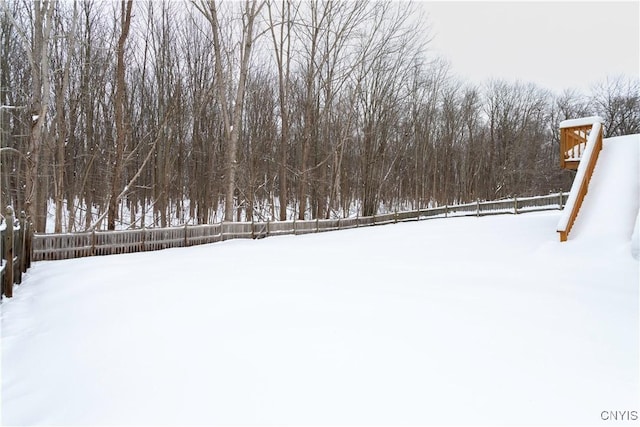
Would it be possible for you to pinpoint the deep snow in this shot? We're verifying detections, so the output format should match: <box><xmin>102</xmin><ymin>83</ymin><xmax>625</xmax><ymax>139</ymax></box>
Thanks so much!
<box><xmin>1</xmin><ymin>135</ymin><xmax>639</xmax><ymax>426</ymax></box>
<box><xmin>568</xmin><ymin>134</ymin><xmax>639</xmax><ymax>243</ymax></box>
<box><xmin>1</xmin><ymin>209</ymin><xmax>638</xmax><ymax>425</ymax></box>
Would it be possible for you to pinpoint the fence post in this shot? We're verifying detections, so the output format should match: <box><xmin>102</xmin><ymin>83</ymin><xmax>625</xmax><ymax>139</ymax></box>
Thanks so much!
<box><xmin>445</xmin><ymin>204</ymin><xmax>448</xmax><ymax>218</ymax></box>
<box><xmin>476</xmin><ymin>199</ymin><xmax>480</xmax><ymax>217</ymax></box>
<box><xmin>514</xmin><ymin>196</ymin><xmax>518</xmax><ymax>214</ymax></box>
<box><xmin>24</xmin><ymin>214</ymin><xmax>32</xmax><ymax>268</ymax></box>
<box><xmin>19</xmin><ymin>212</ymin><xmax>27</xmax><ymax>275</ymax></box>
<box><xmin>91</xmin><ymin>229</ymin><xmax>96</xmax><ymax>256</ymax></box>
<box><xmin>266</xmin><ymin>218</ymin><xmax>270</xmax><ymax>237</ymax></box>
<box><xmin>558</xmin><ymin>191</ymin><xmax>563</xmax><ymax>209</ymax></box>
<box><xmin>15</xmin><ymin>212</ymin><xmax>23</xmax><ymax>284</ymax></box>
<box><xmin>3</xmin><ymin>206</ymin><xmax>14</xmax><ymax>298</ymax></box>
<box><xmin>184</xmin><ymin>222</ymin><xmax>188</xmax><ymax>247</ymax></box>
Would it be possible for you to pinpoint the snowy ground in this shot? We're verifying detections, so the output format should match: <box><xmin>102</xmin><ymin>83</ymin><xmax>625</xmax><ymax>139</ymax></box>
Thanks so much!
<box><xmin>1</xmin><ymin>210</ymin><xmax>638</xmax><ymax>426</ymax></box>
<box><xmin>569</xmin><ymin>134</ymin><xmax>639</xmax><ymax>243</ymax></box>
<box><xmin>2</xmin><ymin>135</ymin><xmax>639</xmax><ymax>426</ymax></box>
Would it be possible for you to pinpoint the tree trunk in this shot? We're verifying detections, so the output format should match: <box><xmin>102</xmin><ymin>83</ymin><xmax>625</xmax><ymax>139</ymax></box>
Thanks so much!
<box><xmin>25</xmin><ymin>0</ymin><xmax>54</xmax><ymax>232</ymax></box>
<box><xmin>200</xmin><ymin>0</ymin><xmax>261</xmax><ymax>222</ymax></box>
<box><xmin>108</xmin><ymin>0</ymin><xmax>133</xmax><ymax>230</ymax></box>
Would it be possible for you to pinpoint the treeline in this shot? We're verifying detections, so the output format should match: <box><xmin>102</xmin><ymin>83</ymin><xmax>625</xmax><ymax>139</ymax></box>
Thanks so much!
<box><xmin>1</xmin><ymin>0</ymin><xmax>639</xmax><ymax>232</ymax></box>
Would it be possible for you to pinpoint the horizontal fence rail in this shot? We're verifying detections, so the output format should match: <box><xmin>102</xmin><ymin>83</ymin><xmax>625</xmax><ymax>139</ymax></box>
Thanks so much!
<box><xmin>33</xmin><ymin>193</ymin><xmax>569</xmax><ymax>262</ymax></box>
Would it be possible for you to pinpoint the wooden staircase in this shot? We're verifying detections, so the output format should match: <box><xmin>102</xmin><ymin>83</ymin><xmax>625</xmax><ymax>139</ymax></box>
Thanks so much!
<box><xmin>557</xmin><ymin>117</ymin><xmax>604</xmax><ymax>242</ymax></box>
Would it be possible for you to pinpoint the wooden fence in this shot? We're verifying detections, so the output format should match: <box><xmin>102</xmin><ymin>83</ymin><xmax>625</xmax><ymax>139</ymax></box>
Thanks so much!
<box><xmin>1</xmin><ymin>207</ymin><xmax>34</xmax><ymax>298</ymax></box>
<box><xmin>32</xmin><ymin>193</ymin><xmax>569</xmax><ymax>262</ymax></box>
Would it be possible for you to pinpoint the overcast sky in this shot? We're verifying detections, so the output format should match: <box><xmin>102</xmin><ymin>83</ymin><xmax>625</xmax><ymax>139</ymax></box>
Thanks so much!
<box><xmin>417</xmin><ymin>1</ymin><xmax>639</xmax><ymax>94</ymax></box>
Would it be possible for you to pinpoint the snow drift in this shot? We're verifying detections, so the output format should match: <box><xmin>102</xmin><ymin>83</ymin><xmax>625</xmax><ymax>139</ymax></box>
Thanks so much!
<box><xmin>1</xmin><ymin>208</ymin><xmax>638</xmax><ymax>425</ymax></box>
<box><xmin>564</xmin><ymin>133</ymin><xmax>640</xmax><ymax>244</ymax></box>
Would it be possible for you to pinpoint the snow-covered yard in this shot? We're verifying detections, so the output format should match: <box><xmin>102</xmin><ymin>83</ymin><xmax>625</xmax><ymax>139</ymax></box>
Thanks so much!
<box><xmin>1</xmin><ymin>208</ymin><xmax>638</xmax><ymax>425</ymax></box>
<box><xmin>2</xmin><ymin>133</ymin><xmax>639</xmax><ymax>426</ymax></box>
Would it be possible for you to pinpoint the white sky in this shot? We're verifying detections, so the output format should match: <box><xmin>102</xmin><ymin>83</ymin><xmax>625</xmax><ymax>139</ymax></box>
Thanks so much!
<box><xmin>417</xmin><ymin>1</ymin><xmax>640</xmax><ymax>93</ymax></box>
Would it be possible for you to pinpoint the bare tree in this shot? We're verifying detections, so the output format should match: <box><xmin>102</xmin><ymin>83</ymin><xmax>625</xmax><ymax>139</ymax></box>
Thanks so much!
<box><xmin>106</xmin><ymin>0</ymin><xmax>133</xmax><ymax>230</ymax></box>
<box><xmin>352</xmin><ymin>1</ymin><xmax>426</xmax><ymax>216</ymax></box>
<box><xmin>9</xmin><ymin>0</ymin><xmax>56</xmax><ymax>231</ymax></box>
<box><xmin>0</xmin><ymin>1</ymin><xmax>26</xmax><ymax>212</ymax></box>
<box><xmin>483</xmin><ymin>80</ymin><xmax>550</xmax><ymax>199</ymax></box>
<box><xmin>195</xmin><ymin>0</ymin><xmax>264</xmax><ymax>222</ymax></box>
<box><xmin>591</xmin><ymin>76</ymin><xmax>640</xmax><ymax>137</ymax></box>
<box><xmin>267</xmin><ymin>0</ymin><xmax>297</xmax><ymax>220</ymax></box>
<box><xmin>292</xmin><ymin>0</ymin><xmax>374</xmax><ymax>219</ymax></box>
<box><xmin>182</xmin><ymin>10</ymin><xmax>220</xmax><ymax>224</ymax></box>
<box><xmin>4</xmin><ymin>0</ymin><xmax>616</xmax><ymax>233</ymax></box>
<box><xmin>50</xmin><ymin>1</ymin><xmax>78</xmax><ymax>232</ymax></box>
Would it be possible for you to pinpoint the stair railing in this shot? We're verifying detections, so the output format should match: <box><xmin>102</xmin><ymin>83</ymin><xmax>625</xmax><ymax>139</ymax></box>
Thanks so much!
<box><xmin>557</xmin><ymin>116</ymin><xmax>604</xmax><ymax>241</ymax></box>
